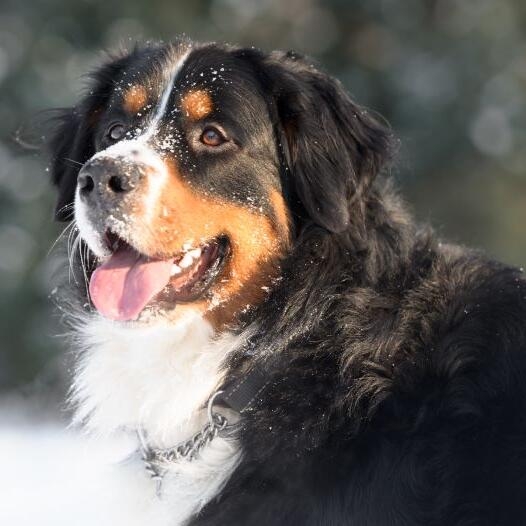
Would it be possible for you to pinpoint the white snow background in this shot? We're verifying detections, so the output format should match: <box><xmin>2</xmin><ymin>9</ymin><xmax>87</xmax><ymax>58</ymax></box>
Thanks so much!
<box><xmin>0</xmin><ymin>395</ymin><xmax>151</xmax><ymax>526</ymax></box>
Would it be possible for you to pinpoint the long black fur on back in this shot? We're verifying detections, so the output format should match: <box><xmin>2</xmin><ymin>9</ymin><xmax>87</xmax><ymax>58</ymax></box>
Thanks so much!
<box><xmin>191</xmin><ymin>49</ymin><xmax>526</xmax><ymax>526</ymax></box>
<box><xmin>194</xmin><ymin>206</ymin><xmax>526</xmax><ymax>524</ymax></box>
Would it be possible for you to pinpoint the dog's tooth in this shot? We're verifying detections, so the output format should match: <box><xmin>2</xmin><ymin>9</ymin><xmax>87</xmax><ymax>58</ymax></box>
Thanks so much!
<box><xmin>170</xmin><ymin>264</ymin><xmax>182</xmax><ymax>276</ymax></box>
<box><xmin>189</xmin><ymin>248</ymin><xmax>201</xmax><ymax>259</ymax></box>
<box><xmin>179</xmin><ymin>253</ymin><xmax>194</xmax><ymax>268</ymax></box>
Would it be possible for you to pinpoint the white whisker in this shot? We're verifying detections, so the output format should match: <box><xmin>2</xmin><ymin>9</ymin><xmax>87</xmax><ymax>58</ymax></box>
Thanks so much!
<box><xmin>55</xmin><ymin>202</ymin><xmax>75</xmax><ymax>216</ymax></box>
<box><xmin>78</xmin><ymin>237</ymin><xmax>91</xmax><ymax>304</ymax></box>
<box><xmin>67</xmin><ymin>224</ymin><xmax>81</xmax><ymax>285</ymax></box>
<box><xmin>63</xmin><ymin>157</ymin><xmax>84</xmax><ymax>167</ymax></box>
<box><xmin>47</xmin><ymin>220</ymin><xmax>76</xmax><ymax>257</ymax></box>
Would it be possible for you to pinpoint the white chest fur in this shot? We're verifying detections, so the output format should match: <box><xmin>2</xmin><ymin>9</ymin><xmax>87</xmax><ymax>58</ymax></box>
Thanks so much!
<box><xmin>71</xmin><ymin>310</ymin><xmax>244</xmax><ymax>525</ymax></box>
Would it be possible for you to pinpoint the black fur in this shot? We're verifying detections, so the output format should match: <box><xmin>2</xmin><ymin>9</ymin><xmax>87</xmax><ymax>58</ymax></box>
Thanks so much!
<box><xmin>47</xmin><ymin>41</ymin><xmax>526</xmax><ymax>524</ymax></box>
<box><xmin>236</xmin><ymin>48</ymin><xmax>395</xmax><ymax>233</ymax></box>
<box><xmin>200</xmin><ymin>231</ymin><xmax>526</xmax><ymax>525</ymax></box>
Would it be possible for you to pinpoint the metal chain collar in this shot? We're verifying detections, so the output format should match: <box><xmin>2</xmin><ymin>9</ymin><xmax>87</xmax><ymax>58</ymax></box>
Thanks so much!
<box><xmin>136</xmin><ymin>391</ymin><xmax>229</xmax><ymax>494</ymax></box>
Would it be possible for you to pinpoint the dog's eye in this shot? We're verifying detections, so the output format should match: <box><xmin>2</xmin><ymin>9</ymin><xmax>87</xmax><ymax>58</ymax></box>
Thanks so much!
<box><xmin>200</xmin><ymin>127</ymin><xmax>226</xmax><ymax>147</ymax></box>
<box><xmin>107</xmin><ymin>123</ymin><xmax>126</xmax><ymax>142</ymax></box>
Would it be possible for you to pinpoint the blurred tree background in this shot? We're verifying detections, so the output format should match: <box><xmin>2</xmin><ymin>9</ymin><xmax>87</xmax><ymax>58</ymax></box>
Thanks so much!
<box><xmin>1</xmin><ymin>0</ymin><xmax>526</xmax><ymax>392</ymax></box>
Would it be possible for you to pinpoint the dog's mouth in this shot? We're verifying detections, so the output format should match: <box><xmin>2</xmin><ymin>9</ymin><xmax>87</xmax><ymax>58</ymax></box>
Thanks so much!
<box><xmin>88</xmin><ymin>231</ymin><xmax>230</xmax><ymax>322</ymax></box>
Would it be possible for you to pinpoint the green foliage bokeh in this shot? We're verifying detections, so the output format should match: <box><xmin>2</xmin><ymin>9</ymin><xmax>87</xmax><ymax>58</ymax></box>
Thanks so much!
<box><xmin>1</xmin><ymin>0</ymin><xmax>525</xmax><ymax>390</ymax></box>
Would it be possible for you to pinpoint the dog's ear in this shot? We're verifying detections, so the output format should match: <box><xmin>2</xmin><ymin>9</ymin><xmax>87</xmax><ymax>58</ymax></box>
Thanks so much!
<box><xmin>47</xmin><ymin>54</ymin><xmax>131</xmax><ymax>221</ymax></box>
<box><xmin>245</xmin><ymin>50</ymin><xmax>395</xmax><ymax>233</ymax></box>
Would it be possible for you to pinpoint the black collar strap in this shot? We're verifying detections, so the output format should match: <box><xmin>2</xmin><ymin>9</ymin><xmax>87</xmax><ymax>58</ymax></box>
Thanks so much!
<box><xmin>215</xmin><ymin>367</ymin><xmax>271</xmax><ymax>414</ymax></box>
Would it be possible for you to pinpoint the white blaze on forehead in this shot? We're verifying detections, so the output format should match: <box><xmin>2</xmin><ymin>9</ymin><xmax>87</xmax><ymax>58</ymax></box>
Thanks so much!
<box><xmin>87</xmin><ymin>47</ymin><xmax>191</xmax><ymax>163</ymax></box>
<box><xmin>143</xmin><ymin>48</ymin><xmax>191</xmax><ymax>140</ymax></box>
<box><xmin>138</xmin><ymin>49</ymin><xmax>191</xmax><ymax>221</ymax></box>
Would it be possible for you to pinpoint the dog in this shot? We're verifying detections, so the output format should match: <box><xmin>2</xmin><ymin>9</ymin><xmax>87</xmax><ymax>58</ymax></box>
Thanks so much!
<box><xmin>46</xmin><ymin>39</ymin><xmax>526</xmax><ymax>525</ymax></box>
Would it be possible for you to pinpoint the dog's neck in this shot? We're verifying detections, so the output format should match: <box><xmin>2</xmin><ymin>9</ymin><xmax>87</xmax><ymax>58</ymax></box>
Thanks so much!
<box><xmin>71</xmin><ymin>309</ymin><xmax>246</xmax><ymax>448</ymax></box>
<box><xmin>67</xmin><ymin>309</ymin><xmax>249</xmax><ymax>525</ymax></box>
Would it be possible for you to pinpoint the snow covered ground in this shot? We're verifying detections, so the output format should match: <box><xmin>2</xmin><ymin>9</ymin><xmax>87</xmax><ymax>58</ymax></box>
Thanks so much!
<box><xmin>0</xmin><ymin>396</ymin><xmax>149</xmax><ymax>525</ymax></box>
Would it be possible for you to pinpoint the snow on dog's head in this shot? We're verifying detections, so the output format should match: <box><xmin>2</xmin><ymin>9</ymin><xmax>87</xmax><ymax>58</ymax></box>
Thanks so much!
<box><xmin>49</xmin><ymin>41</ymin><xmax>293</xmax><ymax>330</ymax></box>
<box><xmin>48</xmin><ymin>39</ymin><xmax>391</xmax><ymax>331</ymax></box>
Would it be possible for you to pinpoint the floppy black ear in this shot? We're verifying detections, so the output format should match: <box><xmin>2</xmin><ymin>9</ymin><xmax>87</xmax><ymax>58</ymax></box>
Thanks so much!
<box><xmin>247</xmin><ymin>50</ymin><xmax>395</xmax><ymax>233</ymax></box>
<box><xmin>47</xmin><ymin>54</ymin><xmax>132</xmax><ymax>221</ymax></box>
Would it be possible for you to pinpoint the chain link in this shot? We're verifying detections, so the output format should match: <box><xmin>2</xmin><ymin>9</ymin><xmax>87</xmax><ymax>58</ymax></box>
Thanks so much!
<box><xmin>137</xmin><ymin>392</ymin><xmax>229</xmax><ymax>495</ymax></box>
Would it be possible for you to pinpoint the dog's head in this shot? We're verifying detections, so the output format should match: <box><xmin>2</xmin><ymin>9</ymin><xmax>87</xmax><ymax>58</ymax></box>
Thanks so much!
<box><xmin>48</xmin><ymin>40</ymin><xmax>392</xmax><ymax>328</ymax></box>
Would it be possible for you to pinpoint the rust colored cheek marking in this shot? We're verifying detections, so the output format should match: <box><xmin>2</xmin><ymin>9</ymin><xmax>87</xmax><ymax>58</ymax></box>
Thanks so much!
<box><xmin>123</xmin><ymin>85</ymin><xmax>148</xmax><ymax>114</ymax></box>
<box><xmin>181</xmin><ymin>90</ymin><xmax>214</xmax><ymax>120</ymax></box>
<box><xmin>136</xmin><ymin>160</ymin><xmax>288</xmax><ymax>329</ymax></box>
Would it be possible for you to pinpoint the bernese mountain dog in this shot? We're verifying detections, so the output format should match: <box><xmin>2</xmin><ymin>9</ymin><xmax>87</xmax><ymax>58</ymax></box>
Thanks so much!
<box><xmin>46</xmin><ymin>39</ymin><xmax>526</xmax><ymax>525</ymax></box>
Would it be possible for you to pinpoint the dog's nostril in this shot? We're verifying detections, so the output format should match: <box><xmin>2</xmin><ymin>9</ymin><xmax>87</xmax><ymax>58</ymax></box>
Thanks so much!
<box><xmin>78</xmin><ymin>172</ymin><xmax>94</xmax><ymax>194</ymax></box>
<box><xmin>108</xmin><ymin>175</ymin><xmax>126</xmax><ymax>193</ymax></box>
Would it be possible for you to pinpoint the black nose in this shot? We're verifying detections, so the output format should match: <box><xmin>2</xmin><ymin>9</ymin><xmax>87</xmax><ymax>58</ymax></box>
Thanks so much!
<box><xmin>78</xmin><ymin>159</ymin><xmax>142</xmax><ymax>202</ymax></box>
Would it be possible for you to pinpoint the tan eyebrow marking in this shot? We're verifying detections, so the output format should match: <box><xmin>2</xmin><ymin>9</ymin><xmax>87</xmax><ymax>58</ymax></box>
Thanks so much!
<box><xmin>123</xmin><ymin>85</ymin><xmax>148</xmax><ymax>114</ymax></box>
<box><xmin>181</xmin><ymin>90</ymin><xmax>214</xmax><ymax>120</ymax></box>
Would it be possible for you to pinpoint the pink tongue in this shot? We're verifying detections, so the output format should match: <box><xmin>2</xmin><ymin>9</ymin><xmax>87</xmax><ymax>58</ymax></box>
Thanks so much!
<box><xmin>89</xmin><ymin>248</ymin><xmax>173</xmax><ymax>321</ymax></box>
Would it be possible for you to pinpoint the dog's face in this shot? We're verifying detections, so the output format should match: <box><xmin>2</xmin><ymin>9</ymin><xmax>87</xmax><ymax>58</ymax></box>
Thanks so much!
<box><xmin>48</xmin><ymin>41</ymin><xmax>391</xmax><ymax>329</ymax></box>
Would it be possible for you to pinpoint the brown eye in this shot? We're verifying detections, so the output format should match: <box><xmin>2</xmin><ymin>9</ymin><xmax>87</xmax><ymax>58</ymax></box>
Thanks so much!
<box><xmin>200</xmin><ymin>127</ymin><xmax>226</xmax><ymax>147</ymax></box>
<box><xmin>107</xmin><ymin>123</ymin><xmax>126</xmax><ymax>142</ymax></box>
